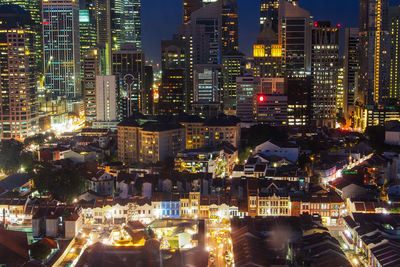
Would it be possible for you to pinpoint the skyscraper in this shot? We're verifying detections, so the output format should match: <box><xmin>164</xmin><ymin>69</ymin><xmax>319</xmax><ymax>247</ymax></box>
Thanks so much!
<box><xmin>83</xmin><ymin>49</ymin><xmax>100</xmax><ymax>123</ymax></box>
<box><xmin>193</xmin><ymin>64</ymin><xmax>221</xmax><ymax>104</ymax></box>
<box><xmin>159</xmin><ymin>69</ymin><xmax>185</xmax><ymax>115</ymax></box>
<box><xmin>94</xmin><ymin>0</ymin><xmax>112</xmax><ymax>47</ymax></box>
<box><xmin>79</xmin><ymin>9</ymin><xmax>97</xmax><ymax>81</ymax></box>
<box><xmin>222</xmin><ymin>53</ymin><xmax>243</xmax><ymax>114</ymax></box>
<box><xmin>389</xmin><ymin>6</ymin><xmax>400</xmax><ymax>102</ymax></box>
<box><xmin>42</xmin><ymin>0</ymin><xmax>81</xmax><ymax>100</ymax></box>
<box><xmin>311</xmin><ymin>21</ymin><xmax>340</xmax><ymax>128</ymax></box>
<box><xmin>161</xmin><ymin>40</ymin><xmax>187</xmax><ymax>70</ymax></box>
<box><xmin>259</xmin><ymin>0</ymin><xmax>280</xmax><ymax>33</ymax></box>
<box><xmin>253</xmin><ymin>22</ymin><xmax>282</xmax><ymax>78</ymax></box>
<box><xmin>287</xmin><ymin>74</ymin><xmax>313</xmax><ymax>126</ymax></box>
<box><xmin>343</xmin><ymin>28</ymin><xmax>359</xmax><ymax>122</ymax></box>
<box><xmin>257</xmin><ymin>78</ymin><xmax>288</xmax><ymax>125</ymax></box>
<box><xmin>221</xmin><ymin>0</ymin><xmax>238</xmax><ymax>55</ymax></box>
<box><xmin>112</xmin><ymin>0</ymin><xmax>142</xmax><ymax>50</ymax></box>
<box><xmin>279</xmin><ymin>0</ymin><xmax>312</xmax><ymax>75</ymax></box>
<box><xmin>143</xmin><ymin>65</ymin><xmax>154</xmax><ymax>115</ymax></box>
<box><xmin>94</xmin><ymin>75</ymin><xmax>118</xmax><ymax>129</ymax></box>
<box><xmin>236</xmin><ymin>76</ymin><xmax>259</xmax><ymax>122</ymax></box>
<box><xmin>112</xmin><ymin>44</ymin><xmax>144</xmax><ymax>118</ymax></box>
<box><xmin>191</xmin><ymin>1</ymin><xmax>222</xmax><ymax>64</ymax></box>
<box><xmin>159</xmin><ymin>40</ymin><xmax>187</xmax><ymax>115</ymax></box>
<box><xmin>358</xmin><ymin>0</ymin><xmax>389</xmax><ymax>107</ymax></box>
<box><xmin>2</xmin><ymin>0</ymin><xmax>42</xmax><ymax>72</ymax></box>
<box><xmin>337</xmin><ymin>60</ymin><xmax>344</xmax><ymax>116</ymax></box>
<box><xmin>177</xmin><ymin>23</ymin><xmax>210</xmax><ymax>110</ymax></box>
<box><xmin>0</xmin><ymin>5</ymin><xmax>37</xmax><ymax>139</ymax></box>
<box><xmin>183</xmin><ymin>0</ymin><xmax>201</xmax><ymax>24</ymax></box>
<box><xmin>161</xmin><ymin>39</ymin><xmax>189</xmax><ymax>113</ymax></box>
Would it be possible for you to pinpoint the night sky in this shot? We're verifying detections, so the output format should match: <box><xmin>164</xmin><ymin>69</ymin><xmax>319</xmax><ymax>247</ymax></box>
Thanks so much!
<box><xmin>141</xmin><ymin>0</ymin><xmax>398</xmax><ymax>64</ymax></box>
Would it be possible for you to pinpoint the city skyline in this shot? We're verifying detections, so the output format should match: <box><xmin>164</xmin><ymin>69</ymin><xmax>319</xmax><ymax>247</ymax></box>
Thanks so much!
<box><xmin>2</xmin><ymin>1</ymin><xmax>400</xmax><ymax>266</ymax></box>
<box><xmin>142</xmin><ymin>0</ymin><xmax>361</xmax><ymax>64</ymax></box>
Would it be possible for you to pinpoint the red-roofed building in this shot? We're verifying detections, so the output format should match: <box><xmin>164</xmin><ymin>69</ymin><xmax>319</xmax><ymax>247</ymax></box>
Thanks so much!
<box><xmin>0</xmin><ymin>228</ymin><xmax>29</xmax><ymax>266</ymax></box>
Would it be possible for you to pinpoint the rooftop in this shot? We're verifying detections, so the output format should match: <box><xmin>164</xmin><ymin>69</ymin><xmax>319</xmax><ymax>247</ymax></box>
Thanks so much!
<box><xmin>0</xmin><ymin>173</ymin><xmax>30</xmax><ymax>191</ymax></box>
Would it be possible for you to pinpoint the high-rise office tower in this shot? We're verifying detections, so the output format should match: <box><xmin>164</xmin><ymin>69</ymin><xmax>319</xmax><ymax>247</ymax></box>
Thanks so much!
<box><xmin>143</xmin><ymin>66</ymin><xmax>154</xmax><ymax>115</ymax></box>
<box><xmin>183</xmin><ymin>0</ymin><xmax>201</xmax><ymax>24</ymax></box>
<box><xmin>236</xmin><ymin>77</ymin><xmax>259</xmax><ymax>122</ymax></box>
<box><xmin>177</xmin><ymin>23</ymin><xmax>210</xmax><ymax>109</ymax></box>
<box><xmin>2</xmin><ymin>0</ymin><xmax>42</xmax><ymax>72</ymax></box>
<box><xmin>112</xmin><ymin>44</ymin><xmax>144</xmax><ymax>118</ymax></box>
<box><xmin>279</xmin><ymin>0</ymin><xmax>312</xmax><ymax>75</ymax></box>
<box><xmin>124</xmin><ymin>0</ymin><xmax>141</xmax><ymax>49</ymax></box>
<box><xmin>311</xmin><ymin>21</ymin><xmax>340</xmax><ymax>128</ymax></box>
<box><xmin>260</xmin><ymin>0</ymin><xmax>277</xmax><ymax>32</ymax></box>
<box><xmin>221</xmin><ymin>0</ymin><xmax>238</xmax><ymax>55</ymax></box>
<box><xmin>260</xmin><ymin>0</ymin><xmax>287</xmax><ymax>33</ymax></box>
<box><xmin>193</xmin><ymin>64</ymin><xmax>221</xmax><ymax>104</ymax></box>
<box><xmin>253</xmin><ymin>22</ymin><xmax>282</xmax><ymax>78</ymax></box>
<box><xmin>287</xmin><ymin>74</ymin><xmax>313</xmax><ymax>126</ymax></box>
<box><xmin>389</xmin><ymin>6</ymin><xmax>400</xmax><ymax>102</ymax></box>
<box><xmin>0</xmin><ymin>5</ymin><xmax>37</xmax><ymax>139</ymax></box>
<box><xmin>257</xmin><ymin>78</ymin><xmax>288</xmax><ymax>125</ymax></box>
<box><xmin>42</xmin><ymin>0</ymin><xmax>81</xmax><ymax>100</ymax></box>
<box><xmin>337</xmin><ymin>61</ymin><xmax>344</xmax><ymax>115</ymax></box>
<box><xmin>79</xmin><ymin>8</ymin><xmax>97</xmax><ymax>81</ymax></box>
<box><xmin>343</xmin><ymin>28</ymin><xmax>359</xmax><ymax>122</ymax></box>
<box><xmin>358</xmin><ymin>0</ymin><xmax>389</xmax><ymax>107</ymax></box>
<box><xmin>94</xmin><ymin>0</ymin><xmax>112</xmax><ymax>47</ymax></box>
<box><xmin>94</xmin><ymin>0</ymin><xmax>112</xmax><ymax>75</ymax></box>
<box><xmin>191</xmin><ymin>1</ymin><xmax>222</xmax><ymax>64</ymax></box>
<box><xmin>159</xmin><ymin>40</ymin><xmax>188</xmax><ymax>115</ymax></box>
<box><xmin>158</xmin><ymin>69</ymin><xmax>185</xmax><ymax>116</ymax></box>
<box><xmin>222</xmin><ymin>53</ymin><xmax>243</xmax><ymax>114</ymax></box>
<box><xmin>83</xmin><ymin>49</ymin><xmax>100</xmax><ymax>123</ymax></box>
<box><xmin>94</xmin><ymin>75</ymin><xmax>118</xmax><ymax>129</ymax></box>
<box><xmin>161</xmin><ymin>40</ymin><xmax>187</xmax><ymax>70</ymax></box>
<box><xmin>112</xmin><ymin>0</ymin><xmax>142</xmax><ymax>50</ymax></box>
<box><xmin>357</xmin><ymin>0</ymin><xmax>390</xmax><ymax>128</ymax></box>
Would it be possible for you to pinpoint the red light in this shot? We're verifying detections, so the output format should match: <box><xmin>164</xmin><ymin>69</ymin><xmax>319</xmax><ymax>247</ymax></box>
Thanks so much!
<box><xmin>258</xmin><ymin>95</ymin><xmax>265</xmax><ymax>103</ymax></box>
<box><xmin>314</xmin><ymin>21</ymin><xmax>318</xmax><ymax>27</ymax></box>
<box><xmin>337</xmin><ymin>24</ymin><xmax>341</xmax><ymax>28</ymax></box>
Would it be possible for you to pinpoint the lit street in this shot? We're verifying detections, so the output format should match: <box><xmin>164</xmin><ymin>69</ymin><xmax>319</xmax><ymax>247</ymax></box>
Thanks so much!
<box><xmin>206</xmin><ymin>220</ymin><xmax>234</xmax><ymax>267</ymax></box>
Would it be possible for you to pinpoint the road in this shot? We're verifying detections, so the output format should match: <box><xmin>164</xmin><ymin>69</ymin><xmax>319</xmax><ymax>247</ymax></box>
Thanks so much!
<box><xmin>206</xmin><ymin>220</ymin><xmax>234</xmax><ymax>267</ymax></box>
<box><xmin>58</xmin><ymin>227</ymin><xmax>98</xmax><ymax>267</ymax></box>
<box><xmin>328</xmin><ymin>225</ymin><xmax>367</xmax><ymax>267</ymax></box>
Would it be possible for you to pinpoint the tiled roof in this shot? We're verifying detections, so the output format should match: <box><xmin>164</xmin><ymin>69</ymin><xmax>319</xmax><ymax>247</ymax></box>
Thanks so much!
<box><xmin>0</xmin><ymin>229</ymin><xmax>29</xmax><ymax>261</ymax></box>
<box><xmin>0</xmin><ymin>173</ymin><xmax>30</xmax><ymax>191</ymax></box>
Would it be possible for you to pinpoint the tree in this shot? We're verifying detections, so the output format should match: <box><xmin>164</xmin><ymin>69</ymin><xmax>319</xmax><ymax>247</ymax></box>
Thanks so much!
<box><xmin>30</xmin><ymin>242</ymin><xmax>51</xmax><ymax>261</ymax></box>
<box><xmin>31</xmin><ymin>163</ymin><xmax>86</xmax><ymax>203</ymax></box>
<box><xmin>24</xmin><ymin>132</ymin><xmax>55</xmax><ymax>147</ymax></box>
<box><xmin>365</xmin><ymin>126</ymin><xmax>386</xmax><ymax>152</ymax></box>
<box><xmin>297</xmin><ymin>153</ymin><xmax>312</xmax><ymax>171</ymax></box>
<box><xmin>0</xmin><ymin>139</ymin><xmax>26</xmax><ymax>175</ymax></box>
<box><xmin>238</xmin><ymin>146</ymin><xmax>252</xmax><ymax>163</ymax></box>
<box><xmin>242</xmin><ymin>125</ymin><xmax>288</xmax><ymax>148</ymax></box>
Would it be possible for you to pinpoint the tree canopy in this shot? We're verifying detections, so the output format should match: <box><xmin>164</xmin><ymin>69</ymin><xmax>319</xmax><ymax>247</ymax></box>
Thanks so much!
<box><xmin>364</xmin><ymin>126</ymin><xmax>386</xmax><ymax>153</ymax></box>
<box><xmin>241</xmin><ymin>125</ymin><xmax>289</xmax><ymax>148</ymax></box>
<box><xmin>0</xmin><ymin>139</ymin><xmax>33</xmax><ymax>175</ymax></box>
<box><xmin>24</xmin><ymin>132</ymin><xmax>55</xmax><ymax>147</ymax></box>
<box><xmin>31</xmin><ymin>163</ymin><xmax>86</xmax><ymax>203</ymax></box>
<box><xmin>30</xmin><ymin>242</ymin><xmax>51</xmax><ymax>261</ymax></box>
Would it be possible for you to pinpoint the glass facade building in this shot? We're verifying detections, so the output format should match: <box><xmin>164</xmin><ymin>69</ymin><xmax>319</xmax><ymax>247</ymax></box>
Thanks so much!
<box><xmin>42</xmin><ymin>0</ymin><xmax>81</xmax><ymax>100</ymax></box>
